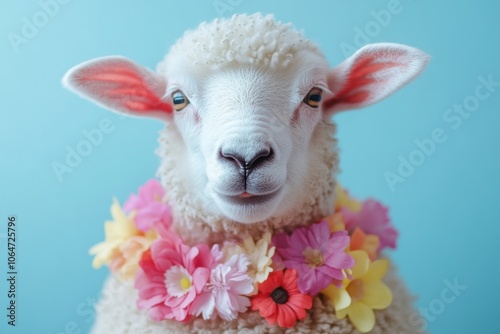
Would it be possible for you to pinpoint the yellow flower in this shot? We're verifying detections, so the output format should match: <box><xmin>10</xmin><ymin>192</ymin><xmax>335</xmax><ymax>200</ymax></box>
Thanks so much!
<box><xmin>325</xmin><ymin>185</ymin><xmax>362</xmax><ymax>233</ymax></box>
<box><xmin>322</xmin><ymin>250</ymin><xmax>392</xmax><ymax>333</ymax></box>
<box><xmin>334</xmin><ymin>184</ymin><xmax>362</xmax><ymax>213</ymax></box>
<box><xmin>89</xmin><ymin>199</ymin><xmax>157</xmax><ymax>279</ymax></box>
<box><xmin>222</xmin><ymin>232</ymin><xmax>275</xmax><ymax>294</ymax></box>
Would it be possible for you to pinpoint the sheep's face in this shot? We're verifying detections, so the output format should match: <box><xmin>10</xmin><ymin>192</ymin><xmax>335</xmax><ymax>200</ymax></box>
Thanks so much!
<box><xmin>165</xmin><ymin>52</ymin><xmax>330</xmax><ymax>223</ymax></box>
<box><xmin>62</xmin><ymin>14</ymin><xmax>428</xmax><ymax>226</ymax></box>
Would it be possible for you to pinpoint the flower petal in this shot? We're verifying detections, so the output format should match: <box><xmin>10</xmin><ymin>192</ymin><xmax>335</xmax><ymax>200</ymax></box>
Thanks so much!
<box><xmin>265</xmin><ymin>308</ymin><xmax>278</xmax><ymax>326</ymax></box>
<box><xmin>192</xmin><ymin>267</ymin><xmax>210</xmax><ymax>293</ymax></box>
<box><xmin>327</xmin><ymin>231</ymin><xmax>350</xmax><ymax>251</ymax></box>
<box><xmin>348</xmin><ymin>250</ymin><xmax>370</xmax><ymax>280</ymax></box>
<box><xmin>137</xmin><ymin>293</ymin><xmax>166</xmax><ymax>310</ymax></box>
<box><xmin>227</xmin><ymin>293</ymin><xmax>250</xmax><ymax>316</ymax></box>
<box><xmin>289</xmin><ymin>301</ymin><xmax>307</xmax><ymax>320</ymax></box>
<box><xmin>362</xmin><ymin>259</ymin><xmax>389</xmax><ymax>282</ymax></box>
<box><xmin>355</xmin><ymin>199</ymin><xmax>398</xmax><ymax>251</ymax></box>
<box><xmin>171</xmin><ymin>302</ymin><xmax>189</xmax><ymax>321</ymax></box>
<box><xmin>349</xmin><ymin>227</ymin><xmax>366</xmax><ymax>250</ymax></box>
<box><xmin>361</xmin><ymin>281</ymin><xmax>392</xmax><ymax>309</ymax></box>
<box><xmin>347</xmin><ymin>302</ymin><xmax>376</xmax><ymax>333</ymax></box>
<box><xmin>322</xmin><ymin>251</ymin><xmax>354</xmax><ymax>275</ymax></box>
<box><xmin>261</xmin><ymin>270</ymin><xmax>284</xmax><ymax>294</ymax></box>
<box><xmin>322</xmin><ymin>285</ymin><xmax>351</xmax><ymax>312</ymax></box>
<box><xmin>297</xmin><ymin>268</ymin><xmax>317</xmax><ymax>294</ymax></box>
<box><xmin>277</xmin><ymin>304</ymin><xmax>298</xmax><ymax>328</ymax></box>
<box><xmin>308</xmin><ymin>221</ymin><xmax>330</xmax><ymax>248</ymax></box>
<box><xmin>289</xmin><ymin>228</ymin><xmax>310</xmax><ymax>252</ymax></box>
<box><xmin>287</xmin><ymin>293</ymin><xmax>313</xmax><ymax>311</ymax></box>
<box><xmin>316</xmin><ymin>264</ymin><xmax>345</xmax><ymax>281</ymax></box>
<box><xmin>228</xmin><ymin>276</ymin><xmax>254</xmax><ymax>295</ymax></box>
<box><xmin>148</xmin><ymin>304</ymin><xmax>172</xmax><ymax>321</ymax></box>
<box><xmin>336</xmin><ymin>307</ymin><xmax>348</xmax><ymax>320</ymax></box>
<box><xmin>254</xmin><ymin>297</ymin><xmax>277</xmax><ymax>317</ymax></box>
<box><xmin>189</xmin><ymin>292</ymin><xmax>215</xmax><ymax>320</ymax></box>
<box><xmin>215</xmin><ymin>289</ymin><xmax>234</xmax><ymax>320</ymax></box>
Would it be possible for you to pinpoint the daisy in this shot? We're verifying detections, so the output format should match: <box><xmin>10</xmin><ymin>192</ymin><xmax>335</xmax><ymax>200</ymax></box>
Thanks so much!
<box><xmin>135</xmin><ymin>231</ymin><xmax>213</xmax><ymax>322</ymax></box>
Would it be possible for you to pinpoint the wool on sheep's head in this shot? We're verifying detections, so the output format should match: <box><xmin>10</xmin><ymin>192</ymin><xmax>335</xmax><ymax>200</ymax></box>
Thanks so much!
<box><xmin>62</xmin><ymin>13</ymin><xmax>428</xmax><ymax>236</ymax></box>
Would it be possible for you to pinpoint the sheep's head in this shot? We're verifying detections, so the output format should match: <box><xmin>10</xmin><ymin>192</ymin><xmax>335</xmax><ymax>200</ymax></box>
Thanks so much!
<box><xmin>63</xmin><ymin>14</ymin><xmax>428</xmax><ymax>227</ymax></box>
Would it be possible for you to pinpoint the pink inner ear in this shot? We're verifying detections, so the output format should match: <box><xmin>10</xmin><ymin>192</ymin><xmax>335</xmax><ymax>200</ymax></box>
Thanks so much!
<box><xmin>74</xmin><ymin>59</ymin><xmax>172</xmax><ymax>114</ymax></box>
<box><xmin>324</xmin><ymin>55</ymin><xmax>399</xmax><ymax>110</ymax></box>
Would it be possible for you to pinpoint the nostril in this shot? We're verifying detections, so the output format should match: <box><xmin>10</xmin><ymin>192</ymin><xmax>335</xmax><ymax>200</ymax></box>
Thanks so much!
<box><xmin>247</xmin><ymin>148</ymin><xmax>272</xmax><ymax>170</ymax></box>
<box><xmin>220</xmin><ymin>149</ymin><xmax>246</xmax><ymax>169</ymax></box>
<box><xmin>220</xmin><ymin>146</ymin><xmax>273</xmax><ymax>173</ymax></box>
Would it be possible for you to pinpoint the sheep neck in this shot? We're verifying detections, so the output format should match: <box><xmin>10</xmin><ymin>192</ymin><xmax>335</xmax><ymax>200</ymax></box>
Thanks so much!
<box><xmin>157</xmin><ymin>122</ymin><xmax>339</xmax><ymax>245</ymax></box>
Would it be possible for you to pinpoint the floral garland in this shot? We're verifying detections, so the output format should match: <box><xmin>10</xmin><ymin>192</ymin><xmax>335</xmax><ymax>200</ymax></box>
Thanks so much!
<box><xmin>90</xmin><ymin>179</ymin><xmax>399</xmax><ymax>333</ymax></box>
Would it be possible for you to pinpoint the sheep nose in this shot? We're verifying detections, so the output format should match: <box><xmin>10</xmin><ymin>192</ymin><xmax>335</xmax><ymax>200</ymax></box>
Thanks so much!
<box><xmin>220</xmin><ymin>147</ymin><xmax>273</xmax><ymax>174</ymax></box>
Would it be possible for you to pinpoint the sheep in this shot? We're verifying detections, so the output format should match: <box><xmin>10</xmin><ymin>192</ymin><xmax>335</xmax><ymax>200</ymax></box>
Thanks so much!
<box><xmin>63</xmin><ymin>13</ymin><xmax>428</xmax><ymax>334</ymax></box>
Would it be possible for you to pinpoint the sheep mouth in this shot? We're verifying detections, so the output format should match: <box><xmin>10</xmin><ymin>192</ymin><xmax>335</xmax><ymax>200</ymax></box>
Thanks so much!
<box><xmin>216</xmin><ymin>188</ymin><xmax>281</xmax><ymax>206</ymax></box>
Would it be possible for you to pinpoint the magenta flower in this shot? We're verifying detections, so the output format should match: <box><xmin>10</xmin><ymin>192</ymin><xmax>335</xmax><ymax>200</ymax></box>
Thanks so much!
<box><xmin>135</xmin><ymin>231</ymin><xmax>213</xmax><ymax>322</ymax></box>
<box><xmin>272</xmin><ymin>221</ymin><xmax>354</xmax><ymax>295</ymax></box>
<box><xmin>190</xmin><ymin>254</ymin><xmax>254</xmax><ymax>320</ymax></box>
<box><xmin>342</xmin><ymin>199</ymin><xmax>398</xmax><ymax>251</ymax></box>
<box><xmin>124</xmin><ymin>179</ymin><xmax>171</xmax><ymax>232</ymax></box>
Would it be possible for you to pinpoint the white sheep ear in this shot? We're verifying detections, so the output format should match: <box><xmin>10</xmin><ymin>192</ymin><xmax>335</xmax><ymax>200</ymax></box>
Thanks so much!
<box><xmin>62</xmin><ymin>56</ymin><xmax>172</xmax><ymax>120</ymax></box>
<box><xmin>323</xmin><ymin>43</ymin><xmax>429</xmax><ymax>114</ymax></box>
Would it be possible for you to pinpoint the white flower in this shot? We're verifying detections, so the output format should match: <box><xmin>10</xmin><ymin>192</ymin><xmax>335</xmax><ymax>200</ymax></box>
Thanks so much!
<box><xmin>190</xmin><ymin>254</ymin><xmax>254</xmax><ymax>320</ymax></box>
<box><xmin>222</xmin><ymin>232</ymin><xmax>276</xmax><ymax>293</ymax></box>
<box><xmin>242</xmin><ymin>232</ymin><xmax>275</xmax><ymax>285</ymax></box>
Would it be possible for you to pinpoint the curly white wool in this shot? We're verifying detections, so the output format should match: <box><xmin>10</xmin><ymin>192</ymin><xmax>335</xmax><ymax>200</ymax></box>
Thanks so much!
<box><xmin>165</xmin><ymin>13</ymin><xmax>321</xmax><ymax>69</ymax></box>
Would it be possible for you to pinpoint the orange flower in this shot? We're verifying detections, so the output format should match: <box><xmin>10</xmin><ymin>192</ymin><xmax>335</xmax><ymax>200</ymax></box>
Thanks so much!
<box><xmin>326</xmin><ymin>211</ymin><xmax>347</xmax><ymax>232</ymax></box>
<box><xmin>251</xmin><ymin>269</ymin><xmax>312</xmax><ymax>328</ymax></box>
<box><xmin>349</xmin><ymin>227</ymin><xmax>380</xmax><ymax>261</ymax></box>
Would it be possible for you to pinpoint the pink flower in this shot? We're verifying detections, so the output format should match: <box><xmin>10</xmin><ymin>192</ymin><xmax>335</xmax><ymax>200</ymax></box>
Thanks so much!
<box><xmin>272</xmin><ymin>221</ymin><xmax>354</xmax><ymax>295</ymax></box>
<box><xmin>190</xmin><ymin>254</ymin><xmax>254</xmax><ymax>320</ymax></box>
<box><xmin>342</xmin><ymin>199</ymin><xmax>398</xmax><ymax>251</ymax></box>
<box><xmin>135</xmin><ymin>231</ymin><xmax>213</xmax><ymax>322</ymax></box>
<box><xmin>124</xmin><ymin>179</ymin><xmax>171</xmax><ymax>232</ymax></box>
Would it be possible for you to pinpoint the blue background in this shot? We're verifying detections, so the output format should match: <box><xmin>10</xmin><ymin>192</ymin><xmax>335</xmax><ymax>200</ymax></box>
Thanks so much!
<box><xmin>1</xmin><ymin>1</ymin><xmax>499</xmax><ymax>333</ymax></box>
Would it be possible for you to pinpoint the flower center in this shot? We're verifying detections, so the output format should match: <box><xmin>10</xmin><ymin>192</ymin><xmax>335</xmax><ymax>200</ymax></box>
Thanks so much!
<box><xmin>271</xmin><ymin>287</ymin><xmax>289</xmax><ymax>304</ymax></box>
<box><xmin>346</xmin><ymin>279</ymin><xmax>364</xmax><ymax>302</ymax></box>
<box><xmin>303</xmin><ymin>247</ymin><xmax>324</xmax><ymax>268</ymax></box>
<box><xmin>165</xmin><ymin>265</ymin><xmax>193</xmax><ymax>298</ymax></box>
<box><xmin>180</xmin><ymin>277</ymin><xmax>191</xmax><ymax>290</ymax></box>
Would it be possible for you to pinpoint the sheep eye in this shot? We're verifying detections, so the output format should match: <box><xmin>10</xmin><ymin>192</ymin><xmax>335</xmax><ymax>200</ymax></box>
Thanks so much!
<box><xmin>303</xmin><ymin>88</ymin><xmax>323</xmax><ymax>108</ymax></box>
<box><xmin>172</xmin><ymin>91</ymin><xmax>189</xmax><ymax>111</ymax></box>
